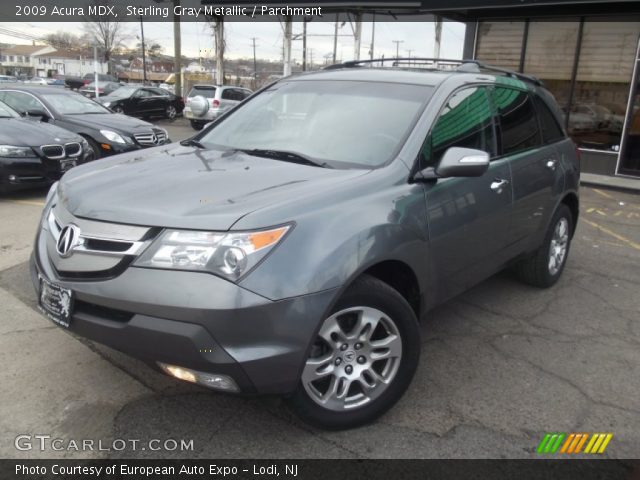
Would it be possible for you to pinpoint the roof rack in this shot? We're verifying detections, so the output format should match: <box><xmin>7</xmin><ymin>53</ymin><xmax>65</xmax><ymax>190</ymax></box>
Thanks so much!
<box><xmin>323</xmin><ymin>57</ymin><xmax>543</xmax><ymax>87</ymax></box>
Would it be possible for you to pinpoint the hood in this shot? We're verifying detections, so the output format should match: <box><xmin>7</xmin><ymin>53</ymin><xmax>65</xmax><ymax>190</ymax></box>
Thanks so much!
<box><xmin>58</xmin><ymin>144</ymin><xmax>368</xmax><ymax>230</ymax></box>
<box><xmin>0</xmin><ymin>118</ymin><xmax>81</xmax><ymax>147</ymax></box>
<box><xmin>60</xmin><ymin>113</ymin><xmax>154</xmax><ymax>132</ymax></box>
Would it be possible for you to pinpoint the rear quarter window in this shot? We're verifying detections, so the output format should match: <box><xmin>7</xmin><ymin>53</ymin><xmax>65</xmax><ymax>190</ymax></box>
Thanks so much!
<box><xmin>533</xmin><ymin>95</ymin><xmax>566</xmax><ymax>144</ymax></box>
<box><xmin>492</xmin><ymin>87</ymin><xmax>542</xmax><ymax>156</ymax></box>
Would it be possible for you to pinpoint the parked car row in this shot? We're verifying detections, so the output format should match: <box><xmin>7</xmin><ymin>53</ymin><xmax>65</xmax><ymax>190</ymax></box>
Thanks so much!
<box><xmin>0</xmin><ymin>99</ymin><xmax>94</xmax><ymax>192</ymax></box>
<box><xmin>0</xmin><ymin>86</ymin><xmax>173</xmax><ymax>192</ymax></box>
<box><xmin>0</xmin><ymin>81</ymin><xmax>252</xmax><ymax>193</ymax></box>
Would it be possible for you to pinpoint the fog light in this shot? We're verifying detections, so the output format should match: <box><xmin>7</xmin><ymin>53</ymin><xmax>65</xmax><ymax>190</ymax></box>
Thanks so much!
<box><xmin>161</xmin><ymin>364</ymin><xmax>197</xmax><ymax>383</ymax></box>
<box><xmin>158</xmin><ymin>363</ymin><xmax>240</xmax><ymax>392</ymax></box>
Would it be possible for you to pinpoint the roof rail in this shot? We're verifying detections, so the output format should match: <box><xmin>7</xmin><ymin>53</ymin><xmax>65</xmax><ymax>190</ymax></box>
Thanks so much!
<box><xmin>323</xmin><ymin>57</ymin><xmax>543</xmax><ymax>87</ymax></box>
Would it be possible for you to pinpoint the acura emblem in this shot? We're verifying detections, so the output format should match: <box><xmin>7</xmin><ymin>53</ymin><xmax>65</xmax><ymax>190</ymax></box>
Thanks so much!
<box><xmin>56</xmin><ymin>224</ymin><xmax>81</xmax><ymax>257</ymax></box>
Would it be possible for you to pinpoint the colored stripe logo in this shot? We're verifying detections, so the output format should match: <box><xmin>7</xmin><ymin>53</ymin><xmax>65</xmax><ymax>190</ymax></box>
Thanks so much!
<box><xmin>537</xmin><ymin>433</ymin><xmax>613</xmax><ymax>454</ymax></box>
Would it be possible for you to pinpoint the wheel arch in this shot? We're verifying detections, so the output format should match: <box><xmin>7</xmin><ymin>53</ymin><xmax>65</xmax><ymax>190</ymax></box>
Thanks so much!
<box><xmin>560</xmin><ymin>191</ymin><xmax>579</xmax><ymax>237</ymax></box>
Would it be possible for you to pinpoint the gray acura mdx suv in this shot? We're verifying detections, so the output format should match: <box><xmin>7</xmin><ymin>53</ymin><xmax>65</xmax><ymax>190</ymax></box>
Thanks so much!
<box><xmin>31</xmin><ymin>59</ymin><xmax>579</xmax><ymax>429</ymax></box>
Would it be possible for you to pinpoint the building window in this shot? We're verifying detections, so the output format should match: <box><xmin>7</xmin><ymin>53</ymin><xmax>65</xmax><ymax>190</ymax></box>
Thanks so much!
<box><xmin>476</xmin><ymin>21</ymin><xmax>525</xmax><ymax>71</ymax></box>
<box><xmin>570</xmin><ymin>21</ymin><xmax>640</xmax><ymax>152</ymax></box>
<box><xmin>523</xmin><ymin>20</ymin><xmax>580</xmax><ymax>110</ymax></box>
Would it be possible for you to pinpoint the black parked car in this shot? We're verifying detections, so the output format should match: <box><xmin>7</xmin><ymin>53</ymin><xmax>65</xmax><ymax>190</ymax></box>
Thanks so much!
<box><xmin>0</xmin><ymin>86</ymin><xmax>170</xmax><ymax>159</ymax></box>
<box><xmin>96</xmin><ymin>85</ymin><xmax>184</xmax><ymax>120</ymax></box>
<box><xmin>0</xmin><ymin>100</ymin><xmax>93</xmax><ymax>193</ymax></box>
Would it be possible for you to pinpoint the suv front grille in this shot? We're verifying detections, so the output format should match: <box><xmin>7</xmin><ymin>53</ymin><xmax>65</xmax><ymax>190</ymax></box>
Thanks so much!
<box><xmin>133</xmin><ymin>129</ymin><xmax>167</xmax><ymax>146</ymax></box>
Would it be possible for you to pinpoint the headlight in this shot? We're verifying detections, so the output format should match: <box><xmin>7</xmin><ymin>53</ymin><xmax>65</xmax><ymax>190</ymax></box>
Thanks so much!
<box><xmin>102</xmin><ymin>101</ymin><xmax>111</xmax><ymax>107</ymax></box>
<box><xmin>134</xmin><ymin>225</ymin><xmax>291</xmax><ymax>281</ymax></box>
<box><xmin>100</xmin><ymin>129</ymin><xmax>127</xmax><ymax>144</ymax></box>
<box><xmin>0</xmin><ymin>145</ymin><xmax>36</xmax><ymax>157</ymax></box>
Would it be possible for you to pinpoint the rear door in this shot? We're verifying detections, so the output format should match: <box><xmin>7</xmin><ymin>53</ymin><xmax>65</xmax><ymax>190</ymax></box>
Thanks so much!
<box><xmin>490</xmin><ymin>86</ymin><xmax>565</xmax><ymax>254</ymax></box>
<box><xmin>423</xmin><ymin>85</ymin><xmax>514</xmax><ymax>298</ymax></box>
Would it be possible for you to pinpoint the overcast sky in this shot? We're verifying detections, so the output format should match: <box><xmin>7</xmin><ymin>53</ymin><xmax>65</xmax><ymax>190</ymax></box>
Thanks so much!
<box><xmin>1</xmin><ymin>20</ymin><xmax>466</xmax><ymax>63</ymax></box>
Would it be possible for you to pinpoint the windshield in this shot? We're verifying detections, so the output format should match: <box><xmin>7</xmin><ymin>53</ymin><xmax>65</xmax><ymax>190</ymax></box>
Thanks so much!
<box><xmin>43</xmin><ymin>92</ymin><xmax>111</xmax><ymax>114</ymax></box>
<box><xmin>0</xmin><ymin>101</ymin><xmax>19</xmax><ymax>118</ymax></box>
<box><xmin>199</xmin><ymin>80</ymin><xmax>432</xmax><ymax>168</ymax></box>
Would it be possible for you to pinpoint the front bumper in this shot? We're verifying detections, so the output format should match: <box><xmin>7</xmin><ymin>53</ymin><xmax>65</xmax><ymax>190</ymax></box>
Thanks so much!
<box><xmin>0</xmin><ymin>153</ymin><xmax>92</xmax><ymax>192</ymax></box>
<box><xmin>31</xmin><ymin>228</ymin><xmax>337</xmax><ymax>395</ymax></box>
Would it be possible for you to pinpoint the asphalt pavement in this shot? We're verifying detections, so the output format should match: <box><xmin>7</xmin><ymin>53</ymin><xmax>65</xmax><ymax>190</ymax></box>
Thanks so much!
<box><xmin>0</xmin><ymin>118</ymin><xmax>638</xmax><ymax>459</ymax></box>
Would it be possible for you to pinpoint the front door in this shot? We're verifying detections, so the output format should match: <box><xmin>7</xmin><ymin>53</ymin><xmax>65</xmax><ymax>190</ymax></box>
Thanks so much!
<box><xmin>422</xmin><ymin>86</ymin><xmax>514</xmax><ymax>300</ymax></box>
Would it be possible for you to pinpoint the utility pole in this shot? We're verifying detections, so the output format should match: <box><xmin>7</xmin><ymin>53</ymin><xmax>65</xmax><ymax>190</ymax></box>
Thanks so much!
<box><xmin>406</xmin><ymin>49</ymin><xmax>413</xmax><ymax>65</ymax></box>
<box><xmin>434</xmin><ymin>16</ymin><xmax>442</xmax><ymax>65</ymax></box>
<box><xmin>309</xmin><ymin>48</ymin><xmax>314</xmax><ymax>70</ymax></box>
<box><xmin>214</xmin><ymin>17</ymin><xmax>224</xmax><ymax>85</ymax></box>
<box><xmin>369</xmin><ymin>13</ymin><xmax>375</xmax><ymax>60</ymax></box>
<box><xmin>332</xmin><ymin>14</ymin><xmax>339</xmax><ymax>64</ymax></box>
<box><xmin>392</xmin><ymin>40</ymin><xmax>404</xmax><ymax>59</ymax></box>
<box><xmin>353</xmin><ymin>12</ymin><xmax>362</xmax><ymax>61</ymax></box>
<box><xmin>173</xmin><ymin>0</ymin><xmax>182</xmax><ymax>98</ymax></box>
<box><xmin>283</xmin><ymin>16</ymin><xmax>292</xmax><ymax>76</ymax></box>
<box><xmin>251</xmin><ymin>37</ymin><xmax>258</xmax><ymax>89</ymax></box>
<box><xmin>140</xmin><ymin>16</ymin><xmax>147</xmax><ymax>84</ymax></box>
<box><xmin>93</xmin><ymin>43</ymin><xmax>99</xmax><ymax>98</ymax></box>
<box><xmin>302</xmin><ymin>18</ymin><xmax>307</xmax><ymax>71</ymax></box>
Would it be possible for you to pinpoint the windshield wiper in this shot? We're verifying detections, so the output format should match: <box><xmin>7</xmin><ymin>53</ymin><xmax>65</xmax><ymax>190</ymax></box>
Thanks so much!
<box><xmin>233</xmin><ymin>148</ymin><xmax>331</xmax><ymax>168</ymax></box>
<box><xmin>180</xmin><ymin>138</ymin><xmax>206</xmax><ymax>149</ymax></box>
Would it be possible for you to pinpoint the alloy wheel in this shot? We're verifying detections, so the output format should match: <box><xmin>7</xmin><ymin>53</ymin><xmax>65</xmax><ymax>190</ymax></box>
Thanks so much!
<box><xmin>302</xmin><ymin>306</ymin><xmax>403</xmax><ymax>411</ymax></box>
<box><xmin>548</xmin><ymin>217</ymin><xmax>569</xmax><ymax>275</ymax></box>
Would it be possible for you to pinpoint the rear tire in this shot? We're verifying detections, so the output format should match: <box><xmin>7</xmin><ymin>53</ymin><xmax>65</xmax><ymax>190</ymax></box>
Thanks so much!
<box><xmin>287</xmin><ymin>275</ymin><xmax>420</xmax><ymax>430</ymax></box>
<box><xmin>190</xmin><ymin>120</ymin><xmax>204</xmax><ymax>131</ymax></box>
<box><xmin>165</xmin><ymin>105</ymin><xmax>177</xmax><ymax>120</ymax></box>
<box><xmin>515</xmin><ymin>204</ymin><xmax>573</xmax><ymax>288</ymax></box>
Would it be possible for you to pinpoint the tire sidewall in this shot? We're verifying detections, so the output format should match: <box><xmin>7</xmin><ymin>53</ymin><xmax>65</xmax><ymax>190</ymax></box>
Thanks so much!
<box><xmin>288</xmin><ymin>276</ymin><xmax>421</xmax><ymax>430</ymax></box>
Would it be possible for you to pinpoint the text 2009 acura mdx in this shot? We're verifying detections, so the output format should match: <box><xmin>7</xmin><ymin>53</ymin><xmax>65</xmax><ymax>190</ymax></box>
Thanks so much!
<box><xmin>32</xmin><ymin>60</ymin><xmax>579</xmax><ymax>429</ymax></box>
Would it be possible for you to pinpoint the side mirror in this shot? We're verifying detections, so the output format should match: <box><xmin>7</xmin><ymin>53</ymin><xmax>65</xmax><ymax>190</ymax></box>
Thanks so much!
<box><xmin>414</xmin><ymin>147</ymin><xmax>489</xmax><ymax>181</ymax></box>
<box><xmin>26</xmin><ymin>109</ymin><xmax>49</xmax><ymax>121</ymax></box>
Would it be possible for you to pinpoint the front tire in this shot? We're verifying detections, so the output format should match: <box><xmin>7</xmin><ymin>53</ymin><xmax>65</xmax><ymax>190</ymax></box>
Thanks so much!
<box><xmin>287</xmin><ymin>275</ymin><xmax>420</xmax><ymax>430</ymax></box>
<box><xmin>515</xmin><ymin>204</ymin><xmax>573</xmax><ymax>288</ymax></box>
<box><xmin>83</xmin><ymin>136</ymin><xmax>102</xmax><ymax>160</ymax></box>
<box><xmin>112</xmin><ymin>106</ymin><xmax>124</xmax><ymax>114</ymax></box>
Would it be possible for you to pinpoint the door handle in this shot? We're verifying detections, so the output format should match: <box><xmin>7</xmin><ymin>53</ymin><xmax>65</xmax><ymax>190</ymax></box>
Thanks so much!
<box><xmin>546</xmin><ymin>159</ymin><xmax>558</xmax><ymax>171</ymax></box>
<box><xmin>490</xmin><ymin>178</ymin><xmax>509</xmax><ymax>193</ymax></box>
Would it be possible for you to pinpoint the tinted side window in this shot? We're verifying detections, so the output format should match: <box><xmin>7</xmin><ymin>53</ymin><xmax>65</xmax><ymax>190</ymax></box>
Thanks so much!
<box><xmin>492</xmin><ymin>87</ymin><xmax>541</xmax><ymax>155</ymax></box>
<box><xmin>422</xmin><ymin>86</ymin><xmax>495</xmax><ymax>168</ymax></box>
<box><xmin>533</xmin><ymin>95</ymin><xmax>565</xmax><ymax>144</ymax></box>
<box><xmin>221</xmin><ymin>89</ymin><xmax>236</xmax><ymax>100</ymax></box>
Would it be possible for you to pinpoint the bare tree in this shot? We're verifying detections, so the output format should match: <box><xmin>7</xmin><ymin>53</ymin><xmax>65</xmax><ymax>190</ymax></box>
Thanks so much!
<box><xmin>43</xmin><ymin>32</ymin><xmax>81</xmax><ymax>50</ymax></box>
<box><xmin>83</xmin><ymin>10</ymin><xmax>131</xmax><ymax>73</ymax></box>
